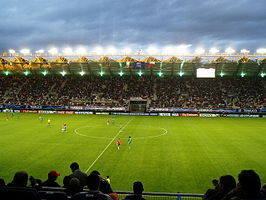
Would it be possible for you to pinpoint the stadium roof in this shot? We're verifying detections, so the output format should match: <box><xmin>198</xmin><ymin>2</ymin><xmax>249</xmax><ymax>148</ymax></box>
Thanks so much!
<box><xmin>0</xmin><ymin>55</ymin><xmax>266</xmax><ymax>77</ymax></box>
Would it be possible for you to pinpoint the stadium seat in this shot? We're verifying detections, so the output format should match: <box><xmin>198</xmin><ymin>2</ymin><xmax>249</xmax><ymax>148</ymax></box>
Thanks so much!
<box><xmin>38</xmin><ymin>190</ymin><xmax>68</xmax><ymax>200</ymax></box>
<box><xmin>71</xmin><ymin>192</ymin><xmax>98</xmax><ymax>200</ymax></box>
<box><xmin>0</xmin><ymin>186</ymin><xmax>41</xmax><ymax>200</ymax></box>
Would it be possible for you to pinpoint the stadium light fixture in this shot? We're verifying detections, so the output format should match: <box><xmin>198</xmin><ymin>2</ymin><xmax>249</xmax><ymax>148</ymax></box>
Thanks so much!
<box><xmin>158</xmin><ymin>71</ymin><xmax>163</xmax><ymax>77</ymax></box>
<box><xmin>209</xmin><ymin>47</ymin><xmax>219</xmax><ymax>54</ymax></box>
<box><xmin>24</xmin><ymin>70</ymin><xmax>29</xmax><ymax>76</ymax></box>
<box><xmin>20</xmin><ymin>48</ymin><xmax>30</xmax><ymax>54</ymax></box>
<box><xmin>60</xmin><ymin>71</ymin><xmax>66</xmax><ymax>76</ymax></box>
<box><xmin>4</xmin><ymin>71</ymin><xmax>9</xmax><ymax>76</ymax></box>
<box><xmin>9</xmin><ymin>49</ymin><xmax>15</xmax><ymax>54</ymax></box>
<box><xmin>99</xmin><ymin>71</ymin><xmax>104</xmax><ymax>76</ymax></box>
<box><xmin>240</xmin><ymin>72</ymin><xmax>246</xmax><ymax>77</ymax></box>
<box><xmin>256</xmin><ymin>48</ymin><xmax>266</xmax><ymax>54</ymax></box>
<box><xmin>123</xmin><ymin>47</ymin><xmax>132</xmax><ymax>55</ymax></box>
<box><xmin>35</xmin><ymin>49</ymin><xmax>45</xmax><ymax>54</ymax></box>
<box><xmin>138</xmin><ymin>71</ymin><xmax>143</xmax><ymax>76</ymax></box>
<box><xmin>220</xmin><ymin>72</ymin><xmax>225</xmax><ymax>77</ymax></box>
<box><xmin>41</xmin><ymin>71</ymin><xmax>48</xmax><ymax>76</ymax></box>
<box><xmin>48</xmin><ymin>48</ymin><xmax>58</xmax><ymax>55</ymax></box>
<box><xmin>79</xmin><ymin>71</ymin><xmax>85</xmax><ymax>76</ymax></box>
<box><xmin>178</xmin><ymin>71</ymin><xmax>184</xmax><ymax>77</ymax></box>
<box><xmin>119</xmin><ymin>71</ymin><xmax>124</xmax><ymax>76</ymax></box>
<box><xmin>76</xmin><ymin>47</ymin><xmax>86</xmax><ymax>55</ymax></box>
<box><xmin>225</xmin><ymin>47</ymin><xmax>236</xmax><ymax>54</ymax></box>
<box><xmin>63</xmin><ymin>48</ymin><xmax>73</xmax><ymax>55</ymax></box>
<box><xmin>260</xmin><ymin>73</ymin><xmax>266</xmax><ymax>78</ymax></box>
<box><xmin>195</xmin><ymin>47</ymin><xmax>205</xmax><ymax>54</ymax></box>
<box><xmin>147</xmin><ymin>46</ymin><xmax>158</xmax><ymax>55</ymax></box>
<box><xmin>107</xmin><ymin>46</ymin><xmax>117</xmax><ymax>55</ymax></box>
<box><xmin>240</xmin><ymin>49</ymin><xmax>250</xmax><ymax>54</ymax></box>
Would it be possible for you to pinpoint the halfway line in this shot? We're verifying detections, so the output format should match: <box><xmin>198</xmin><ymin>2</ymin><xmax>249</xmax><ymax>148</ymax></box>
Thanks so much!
<box><xmin>85</xmin><ymin>118</ymin><xmax>133</xmax><ymax>173</ymax></box>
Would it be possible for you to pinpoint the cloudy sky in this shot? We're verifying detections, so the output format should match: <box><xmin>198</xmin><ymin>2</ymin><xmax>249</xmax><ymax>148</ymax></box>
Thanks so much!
<box><xmin>1</xmin><ymin>0</ymin><xmax>266</xmax><ymax>54</ymax></box>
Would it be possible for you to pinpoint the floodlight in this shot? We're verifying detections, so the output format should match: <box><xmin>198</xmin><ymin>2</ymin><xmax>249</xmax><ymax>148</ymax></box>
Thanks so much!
<box><xmin>240</xmin><ymin>72</ymin><xmax>246</xmax><ymax>77</ymax></box>
<box><xmin>99</xmin><ymin>71</ymin><xmax>104</xmax><ymax>76</ymax></box>
<box><xmin>79</xmin><ymin>71</ymin><xmax>85</xmax><ymax>76</ymax></box>
<box><xmin>24</xmin><ymin>70</ymin><xmax>29</xmax><ymax>76</ymax></box>
<box><xmin>123</xmin><ymin>47</ymin><xmax>132</xmax><ymax>55</ymax></box>
<box><xmin>220</xmin><ymin>72</ymin><xmax>225</xmax><ymax>77</ymax></box>
<box><xmin>63</xmin><ymin>48</ymin><xmax>73</xmax><ymax>55</ymax></box>
<box><xmin>42</xmin><ymin>71</ymin><xmax>48</xmax><ymax>76</ymax></box>
<box><xmin>60</xmin><ymin>71</ymin><xmax>66</xmax><ymax>76</ymax></box>
<box><xmin>76</xmin><ymin>47</ymin><xmax>86</xmax><ymax>55</ymax></box>
<box><xmin>9</xmin><ymin>49</ymin><xmax>15</xmax><ymax>54</ymax></box>
<box><xmin>158</xmin><ymin>71</ymin><xmax>163</xmax><ymax>77</ymax></box>
<box><xmin>138</xmin><ymin>71</ymin><xmax>143</xmax><ymax>76</ymax></box>
<box><xmin>209</xmin><ymin>48</ymin><xmax>219</xmax><ymax>54</ymax></box>
<box><xmin>107</xmin><ymin>46</ymin><xmax>117</xmax><ymax>55</ymax></box>
<box><xmin>35</xmin><ymin>49</ymin><xmax>45</xmax><ymax>54</ymax></box>
<box><xmin>119</xmin><ymin>71</ymin><xmax>124</xmax><ymax>76</ymax></box>
<box><xmin>20</xmin><ymin>48</ymin><xmax>30</xmax><ymax>54</ymax></box>
<box><xmin>48</xmin><ymin>48</ymin><xmax>58</xmax><ymax>55</ymax></box>
<box><xmin>225</xmin><ymin>47</ymin><xmax>235</xmax><ymax>54</ymax></box>
<box><xmin>94</xmin><ymin>46</ymin><xmax>103</xmax><ymax>55</ymax></box>
<box><xmin>240</xmin><ymin>49</ymin><xmax>250</xmax><ymax>54</ymax></box>
<box><xmin>147</xmin><ymin>46</ymin><xmax>158</xmax><ymax>55</ymax></box>
<box><xmin>178</xmin><ymin>71</ymin><xmax>184</xmax><ymax>76</ymax></box>
<box><xmin>260</xmin><ymin>73</ymin><xmax>265</xmax><ymax>78</ymax></box>
<box><xmin>195</xmin><ymin>47</ymin><xmax>205</xmax><ymax>54</ymax></box>
<box><xmin>256</xmin><ymin>48</ymin><xmax>266</xmax><ymax>54</ymax></box>
<box><xmin>4</xmin><ymin>71</ymin><xmax>9</xmax><ymax>76</ymax></box>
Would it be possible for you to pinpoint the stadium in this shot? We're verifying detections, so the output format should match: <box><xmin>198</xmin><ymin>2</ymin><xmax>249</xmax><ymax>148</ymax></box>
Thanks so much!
<box><xmin>0</xmin><ymin>51</ymin><xmax>266</xmax><ymax>199</ymax></box>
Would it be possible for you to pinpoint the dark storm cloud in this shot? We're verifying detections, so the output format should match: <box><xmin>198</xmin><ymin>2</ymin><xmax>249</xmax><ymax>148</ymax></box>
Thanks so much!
<box><xmin>0</xmin><ymin>0</ymin><xmax>266</xmax><ymax>53</ymax></box>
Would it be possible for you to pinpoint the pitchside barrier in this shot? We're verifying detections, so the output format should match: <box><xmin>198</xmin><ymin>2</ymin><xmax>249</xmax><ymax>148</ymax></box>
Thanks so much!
<box><xmin>40</xmin><ymin>187</ymin><xmax>204</xmax><ymax>200</ymax></box>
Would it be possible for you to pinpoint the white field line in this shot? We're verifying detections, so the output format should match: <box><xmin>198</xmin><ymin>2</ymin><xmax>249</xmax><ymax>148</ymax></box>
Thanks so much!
<box><xmin>85</xmin><ymin>118</ymin><xmax>133</xmax><ymax>173</ymax></box>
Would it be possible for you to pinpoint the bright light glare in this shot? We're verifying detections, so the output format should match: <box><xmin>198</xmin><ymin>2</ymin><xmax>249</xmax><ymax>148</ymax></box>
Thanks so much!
<box><xmin>123</xmin><ymin>47</ymin><xmax>132</xmax><ymax>54</ymax></box>
<box><xmin>24</xmin><ymin>70</ymin><xmax>29</xmax><ymax>76</ymax></box>
<box><xmin>48</xmin><ymin>48</ymin><xmax>58</xmax><ymax>55</ymax></box>
<box><xmin>36</xmin><ymin>49</ymin><xmax>45</xmax><ymax>54</ymax></box>
<box><xmin>79</xmin><ymin>71</ymin><xmax>85</xmax><ymax>76</ymax></box>
<box><xmin>63</xmin><ymin>48</ymin><xmax>73</xmax><ymax>54</ymax></box>
<box><xmin>9</xmin><ymin>49</ymin><xmax>15</xmax><ymax>54</ymax></box>
<box><xmin>100</xmin><ymin>71</ymin><xmax>104</xmax><ymax>76</ymax></box>
<box><xmin>20</xmin><ymin>48</ymin><xmax>30</xmax><ymax>54</ymax></box>
<box><xmin>107</xmin><ymin>46</ymin><xmax>117</xmax><ymax>55</ymax></box>
<box><xmin>4</xmin><ymin>71</ymin><xmax>9</xmax><ymax>75</ymax></box>
<box><xmin>176</xmin><ymin>45</ymin><xmax>190</xmax><ymax>55</ymax></box>
<box><xmin>42</xmin><ymin>71</ymin><xmax>48</xmax><ymax>76</ymax></box>
<box><xmin>240</xmin><ymin>72</ymin><xmax>246</xmax><ymax>77</ymax></box>
<box><xmin>119</xmin><ymin>71</ymin><xmax>124</xmax><ymax>76</ymax></box>
<box><xmin>158</xmin><ymin>71</ymin><xmax>163</xmax><ymax>77</ymax></box>
<box><xmin>240</xmin><ymin>49</ymin><xmax>250</xmax><ymax>54</ymax></box>
<box><xmin>195</xmin><ymin>48</ymin><xmax>205</xmax><ymax>54</ymax></box>
<box><xmin>147</xmin><ymin>46</ymin><xmax>158</xmax><ymax>55</ymax></box>
<box><xmin>94</xmin><ymin>46</ymin><xmax>103</xmax><ymax>55</ymax></box>
<box><xmin>138</xmin><ymin>71</ymin><xmax>143</xmax><ymax>76</ymax></box>
<box><xmin>260</xmin><ymin>73</ymin><xmax>265</xmax><ymax>78</ymax></box>
<box><xmin>225</xmin><ymin>47</ymin><xmax>236</xmax><ymax>54</ymax></box>
<box><xmin>179</xmin><ymin>72</ymin><xmax>184</xmax><ymax>76</ymax></box>
<box><xmin>76</xmin><ymin>47</ymin><xmax>86</xmax><ymax>55</ymax></box>
<box><xmin>256</xmin><ymin>48</ymin><xmax>266</xmax><ymax>54</ymax></box>
<box><xmin>209</xmin><ymin>48</ymin><xmax>219</xmax><ymax>54</ymax></box>
<box><xmin>60</xmin><ymin>71</ymin><xmax>66</xmax><ymax>76</ymax></box>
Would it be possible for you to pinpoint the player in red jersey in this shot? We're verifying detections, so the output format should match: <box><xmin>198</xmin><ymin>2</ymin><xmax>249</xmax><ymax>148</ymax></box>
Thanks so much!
<box><xmin>116</xmin><ymin>138</ymin><xmax>121</xmax><ymax>150</ymax></box>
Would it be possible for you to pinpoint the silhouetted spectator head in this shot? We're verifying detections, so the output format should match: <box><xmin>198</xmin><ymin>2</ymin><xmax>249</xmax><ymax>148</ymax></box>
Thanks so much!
<box><xmin>86</xmin><ymin>174</ymin><xmax>100</xmax><ymax>190</ymax></box>
<box><xmin>63</xmin><ymin>176</ymin><xmax>71</xmax><ymax>188</ymax></box>
<box><xmin>12</xmin><ymin>171</ymin><xmax>28</xmax><ymax>186</ymax></box>
<box><xmin>0</xmin><ymin>178</ymin><xmax>5</xmax><ymax>186</ymax></box>
<box><xmin>133</xmin><ymin>181</ymin><xmax>144</xmax><ymax>195</ymax></box>
<box><xmin>90</xmin><ymin>170</ymin><xmax>100</xmax><ymax>176</ymax></box>
<box><xmin>212</xmin><ymin>179</ymin><xmax>218</xmax><ymax>187</ymax></box>
<box><xmin>238</xmin><ymin>170</ymin><xmax>261</xmax><ymax>198</ymax></box>
<box><xmin>48</xmin><ymin>170</ymin><xmax>60</xmax><ymax>181</ymax></box>
<box><xmin>219</xmin><ymin>175</ymin><xmax>236</xmax><ymax>193</ymax></box>
<box><xmin>70</xmin><ymin>162</ymin><xmax>80</xmax><ymax>172</ymax></box>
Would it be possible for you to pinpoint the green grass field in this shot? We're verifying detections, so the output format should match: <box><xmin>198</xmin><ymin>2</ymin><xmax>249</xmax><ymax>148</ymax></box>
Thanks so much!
<box><xmin>0</xmin><ymin>112</ymin><xmax>266</xmax><ymax>194</ymax></box>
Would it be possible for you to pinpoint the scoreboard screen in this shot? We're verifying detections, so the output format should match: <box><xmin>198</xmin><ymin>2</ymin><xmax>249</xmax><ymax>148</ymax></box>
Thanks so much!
<box><xmin>197</xmin><ymin>68</ymin><xmax>215</xmax><ymax>78</ymax></box>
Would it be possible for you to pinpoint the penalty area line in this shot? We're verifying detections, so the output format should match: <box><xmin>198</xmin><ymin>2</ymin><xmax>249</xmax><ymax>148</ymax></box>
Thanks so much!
<box><xmin>85</xmin><ymin>118</ymin><xmax>133</xmax><ymax>173</ymax></box>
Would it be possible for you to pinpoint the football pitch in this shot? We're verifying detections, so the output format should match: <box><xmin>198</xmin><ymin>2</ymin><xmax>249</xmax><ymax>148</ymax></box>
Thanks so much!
<box><xmin>0</xmin><ymin>113</ymin><xmax>266</xmax><ymax>193</ymax></box>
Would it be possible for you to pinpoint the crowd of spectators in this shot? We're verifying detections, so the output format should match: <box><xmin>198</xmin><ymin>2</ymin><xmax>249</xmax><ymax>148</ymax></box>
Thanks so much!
<box><xmin>1</xmin><ymin>165</ymin><xmax>266</xmax><ymax>200</ymax></box>
<box><xmin>0</xmin><ymin>76</ymin><xmax>265</xmax><ymax>109</ymax></box>
<box><xmin>0</xmin><ymin>162</ymin><xmax>146</xmax><ymax>200</ymax></box>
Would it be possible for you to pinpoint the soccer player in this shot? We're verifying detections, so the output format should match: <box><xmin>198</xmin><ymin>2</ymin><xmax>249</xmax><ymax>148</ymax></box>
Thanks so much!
<box><xmin>107</xmin><ymin>119</ymin><xmax>110</xmax><ymax>126</ymax></box>
<box><xmin>39</xmin><ymin>115</ymin><xmax>43</xmax><ymax>122</ymax></box>
<box><xmin>128</xmin><ymin>136</ymin><xmax>132</xmax><ymax>149</ymax></box>
<box><xmin>62</xmin><ymin>123</ymin><xmax>67</xmax><ymax>132</ymax></box>
<box><xmin>111</xmin><ymin>118</ymin><xmax>115</xmax><ymax>124</ymax></box>
<box><xmin>116</xmin><ymin>138</ymin><xmax>121</xmax><ymax>150</ymax></box>
<box><xmin>47</xmin><ymin>119</ymin><xmax>51</xmax><ymax>127</ymax></box>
